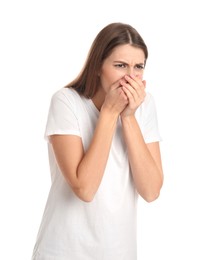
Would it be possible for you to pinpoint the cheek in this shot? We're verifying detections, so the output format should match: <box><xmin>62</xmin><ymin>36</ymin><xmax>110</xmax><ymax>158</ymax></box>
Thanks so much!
<box><xmin>100</xmin><ymin>70</ymin><xmax>125</xmax><ymax>90</ymax></box>
<box><xmin>135</xmin><ymin>71</ymin><xmax>144</xmax><ymax>80</ymax></box>
<box><xmin>100</xmin><ymin>77</ymin><xmax>112</xmax><ymax>93</ymax></box>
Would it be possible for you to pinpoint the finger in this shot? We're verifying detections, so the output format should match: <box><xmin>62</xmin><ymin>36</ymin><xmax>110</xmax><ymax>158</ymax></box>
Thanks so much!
<box><xmin>125</xmin><ymin>75</ymin><xmax>145</xmax><ymax>98</ymax></box>
<box><xmin>128</xmin><ymin>75</ymin><xmax>145</xmax><ymax>89</ymax></box>
<box><xmin>120</xmin><ymin>79</ymin><xmax>138</xmax><ymax>101</ymax></box>
<box><xmin>122</xmin><ymin>86</ymin><xmax>134</xmax><ymax>103</ymax></box>
<box><xmin>122</xmin><ymin>85</ymin><xmax>140</xmax><ymax>104</ymax></box>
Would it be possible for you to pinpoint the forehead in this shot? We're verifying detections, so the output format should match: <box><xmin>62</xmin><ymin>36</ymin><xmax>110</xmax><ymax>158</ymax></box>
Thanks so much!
<box><xmin>107</xmin><ymin>44</ymin><xmax>145</xmax><ymax>62</ymax></box>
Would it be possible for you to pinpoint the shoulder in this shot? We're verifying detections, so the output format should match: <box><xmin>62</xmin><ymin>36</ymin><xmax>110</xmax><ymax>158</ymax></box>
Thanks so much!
<box><xmin>49</xmin><ymin>87</ymin><xmax>84</xmax><ymax>108</ymax></box>
<box><xmin>51</xmin><ymin>87</ymin><xmax>79</xmax><ymax>101</ymax></box>
<box><xmin>47</xmin><ymin>88</ymin><xmax>82</xmax><ymax>117</ymax></box>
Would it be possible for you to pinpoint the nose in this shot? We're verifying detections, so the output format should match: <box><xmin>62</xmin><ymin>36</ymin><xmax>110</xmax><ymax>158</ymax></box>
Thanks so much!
<box><xmin>127</xmin><ymin>67</ymin><xmax>136</xmax><ymax>77</ymax></box>
<box><xmin>129</xmin><ymin>67</ymin><xmax>135</xmax><ymax>76</ymax></box>
<box><xmin>127</xmin><ymin>66</ymin><xmax>142</xmax><ymax>79</ymax></box>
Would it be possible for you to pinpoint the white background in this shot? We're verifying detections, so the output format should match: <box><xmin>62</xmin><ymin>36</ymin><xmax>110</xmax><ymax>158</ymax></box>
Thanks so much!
<box><xmin>1</xmin><ymin>0</ymin><xmax>198</xmax><ymax>259</ymax></box>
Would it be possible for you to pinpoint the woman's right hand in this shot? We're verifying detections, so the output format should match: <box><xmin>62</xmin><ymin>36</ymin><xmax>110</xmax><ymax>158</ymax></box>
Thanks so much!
<box><xmin>101</xmin><ymin>84</ymin><xmax>128</xmax><ymax>116</ymax></box>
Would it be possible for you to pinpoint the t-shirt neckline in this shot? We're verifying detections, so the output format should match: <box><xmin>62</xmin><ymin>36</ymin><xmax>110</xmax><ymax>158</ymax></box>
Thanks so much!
<box><xmin>87</xmin><ymin>98</ymin><xmax>100</xmax><ymax>115</ymax></box>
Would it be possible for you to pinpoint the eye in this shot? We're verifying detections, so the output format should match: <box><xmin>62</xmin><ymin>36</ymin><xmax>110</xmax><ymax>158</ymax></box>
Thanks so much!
<box><xmin>135</xmin><ymin>64</ymin><xmax>145</xmax><ymax>70</ymax></box>
<box><xmin>115</xmin><ymin>63</ymin><xmax>127</xmax><ymax>68</ymax></box>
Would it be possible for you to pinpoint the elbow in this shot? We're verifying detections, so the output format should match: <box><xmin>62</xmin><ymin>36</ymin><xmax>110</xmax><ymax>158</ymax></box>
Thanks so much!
<box><xmin>79</xmin><ymin>195</ymin><xmax>95</xmax><ymax>203</ymax></box>
<box><xmin>141</xmin><ymin>180</ymin><xmax>163</xmax><ymax>203</ymax></box>
<box><xmin>143</xmin><ymin>191</ymin><xmax>161</xmax><ymax>203</ymax></box>
<box><xmin>145</xmin><ymin>174</ymin><xmax>164</xmax><ymax>203</ymax></box>
<box><xmin>73</xmin><ymin>187</ymin><xmax>95</xmax><ymax>203</ymax></box>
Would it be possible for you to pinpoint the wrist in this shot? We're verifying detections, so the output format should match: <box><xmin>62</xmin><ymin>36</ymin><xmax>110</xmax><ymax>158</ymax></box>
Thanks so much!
<box><xmin>100</xmin><ymin>106</ymin><xmax>120</xmax><ymax>120</ymax></box>
<box><xmin>121</xmin><ymin>113</ymin><xmax>136</xmax><ymax>121</ymax></box>
<box><xmin>121</xmin><ymin>114</ymin><xmax>137</xmax><ymax>126</ymax></box>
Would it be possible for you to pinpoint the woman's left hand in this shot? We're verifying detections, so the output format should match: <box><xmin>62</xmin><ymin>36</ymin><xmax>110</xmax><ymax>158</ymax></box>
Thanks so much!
<box><xmin>120</xmin><ymin>74</ymin><xmax>146</xmax><ymax>117</ymax></box>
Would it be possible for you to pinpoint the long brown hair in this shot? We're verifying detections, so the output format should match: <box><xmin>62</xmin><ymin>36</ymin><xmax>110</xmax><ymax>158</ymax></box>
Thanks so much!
<box><xmin>67</xmin><ymin>22</ymin><xmax>148</xmax><ymax>98</ymax></box>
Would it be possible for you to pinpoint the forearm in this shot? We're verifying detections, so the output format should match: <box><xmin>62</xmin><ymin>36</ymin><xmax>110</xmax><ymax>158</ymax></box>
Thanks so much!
<box><xmin>121</xmin><ymin>115</ymin><xmax>163</xmax><ymax>202</ymax></box>
<box><xmin>76</xmin><ymin>109</ymin><xmax>118</xmax><ymax>201</ymax></box>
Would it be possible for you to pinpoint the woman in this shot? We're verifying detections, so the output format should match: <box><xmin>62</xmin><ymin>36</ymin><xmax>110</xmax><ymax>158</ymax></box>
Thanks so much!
<box><xmin>32</xmin><ymin>22</ymin><xmax>163</xmax><ymax>260</ymax></box>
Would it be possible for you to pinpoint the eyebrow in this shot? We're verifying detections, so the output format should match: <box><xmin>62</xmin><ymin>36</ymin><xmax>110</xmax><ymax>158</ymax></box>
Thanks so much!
<box><xmin>113</xmin><ymin>60</ymin><xmax>145</xmax><ymax>66</ymax></box>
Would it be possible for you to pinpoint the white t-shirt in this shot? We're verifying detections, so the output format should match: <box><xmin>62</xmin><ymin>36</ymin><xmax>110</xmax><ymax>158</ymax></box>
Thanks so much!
<box><xmin>32</xmin><ymin>87</ymin><xmax>161</xmax><ymax>260</ymax></box>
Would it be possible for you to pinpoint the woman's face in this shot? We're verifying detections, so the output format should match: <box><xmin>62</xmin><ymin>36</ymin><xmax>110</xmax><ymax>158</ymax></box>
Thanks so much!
<box><xmin>99</xmin><ymin>44</ymin><xmax>145</xmax><ymax>93</ymax></box>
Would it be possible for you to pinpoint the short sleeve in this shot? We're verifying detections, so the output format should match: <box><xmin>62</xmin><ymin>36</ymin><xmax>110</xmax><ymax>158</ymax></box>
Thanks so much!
<box><xmin>44</xmin><ymin>89</ymin><xmax>81</xmax><ymax>141</ymax></box>
<box><xmin>141</xmin><ymin>93</ymin><xmax>162</xmax><ymax>143</ymax></box>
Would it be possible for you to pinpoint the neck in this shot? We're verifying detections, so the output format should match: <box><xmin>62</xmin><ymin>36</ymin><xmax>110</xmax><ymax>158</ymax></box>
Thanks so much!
<box><xmin>91</xmin><ymin>89</ymin><xmax>105</xmax><ymax>111</ymax></box>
